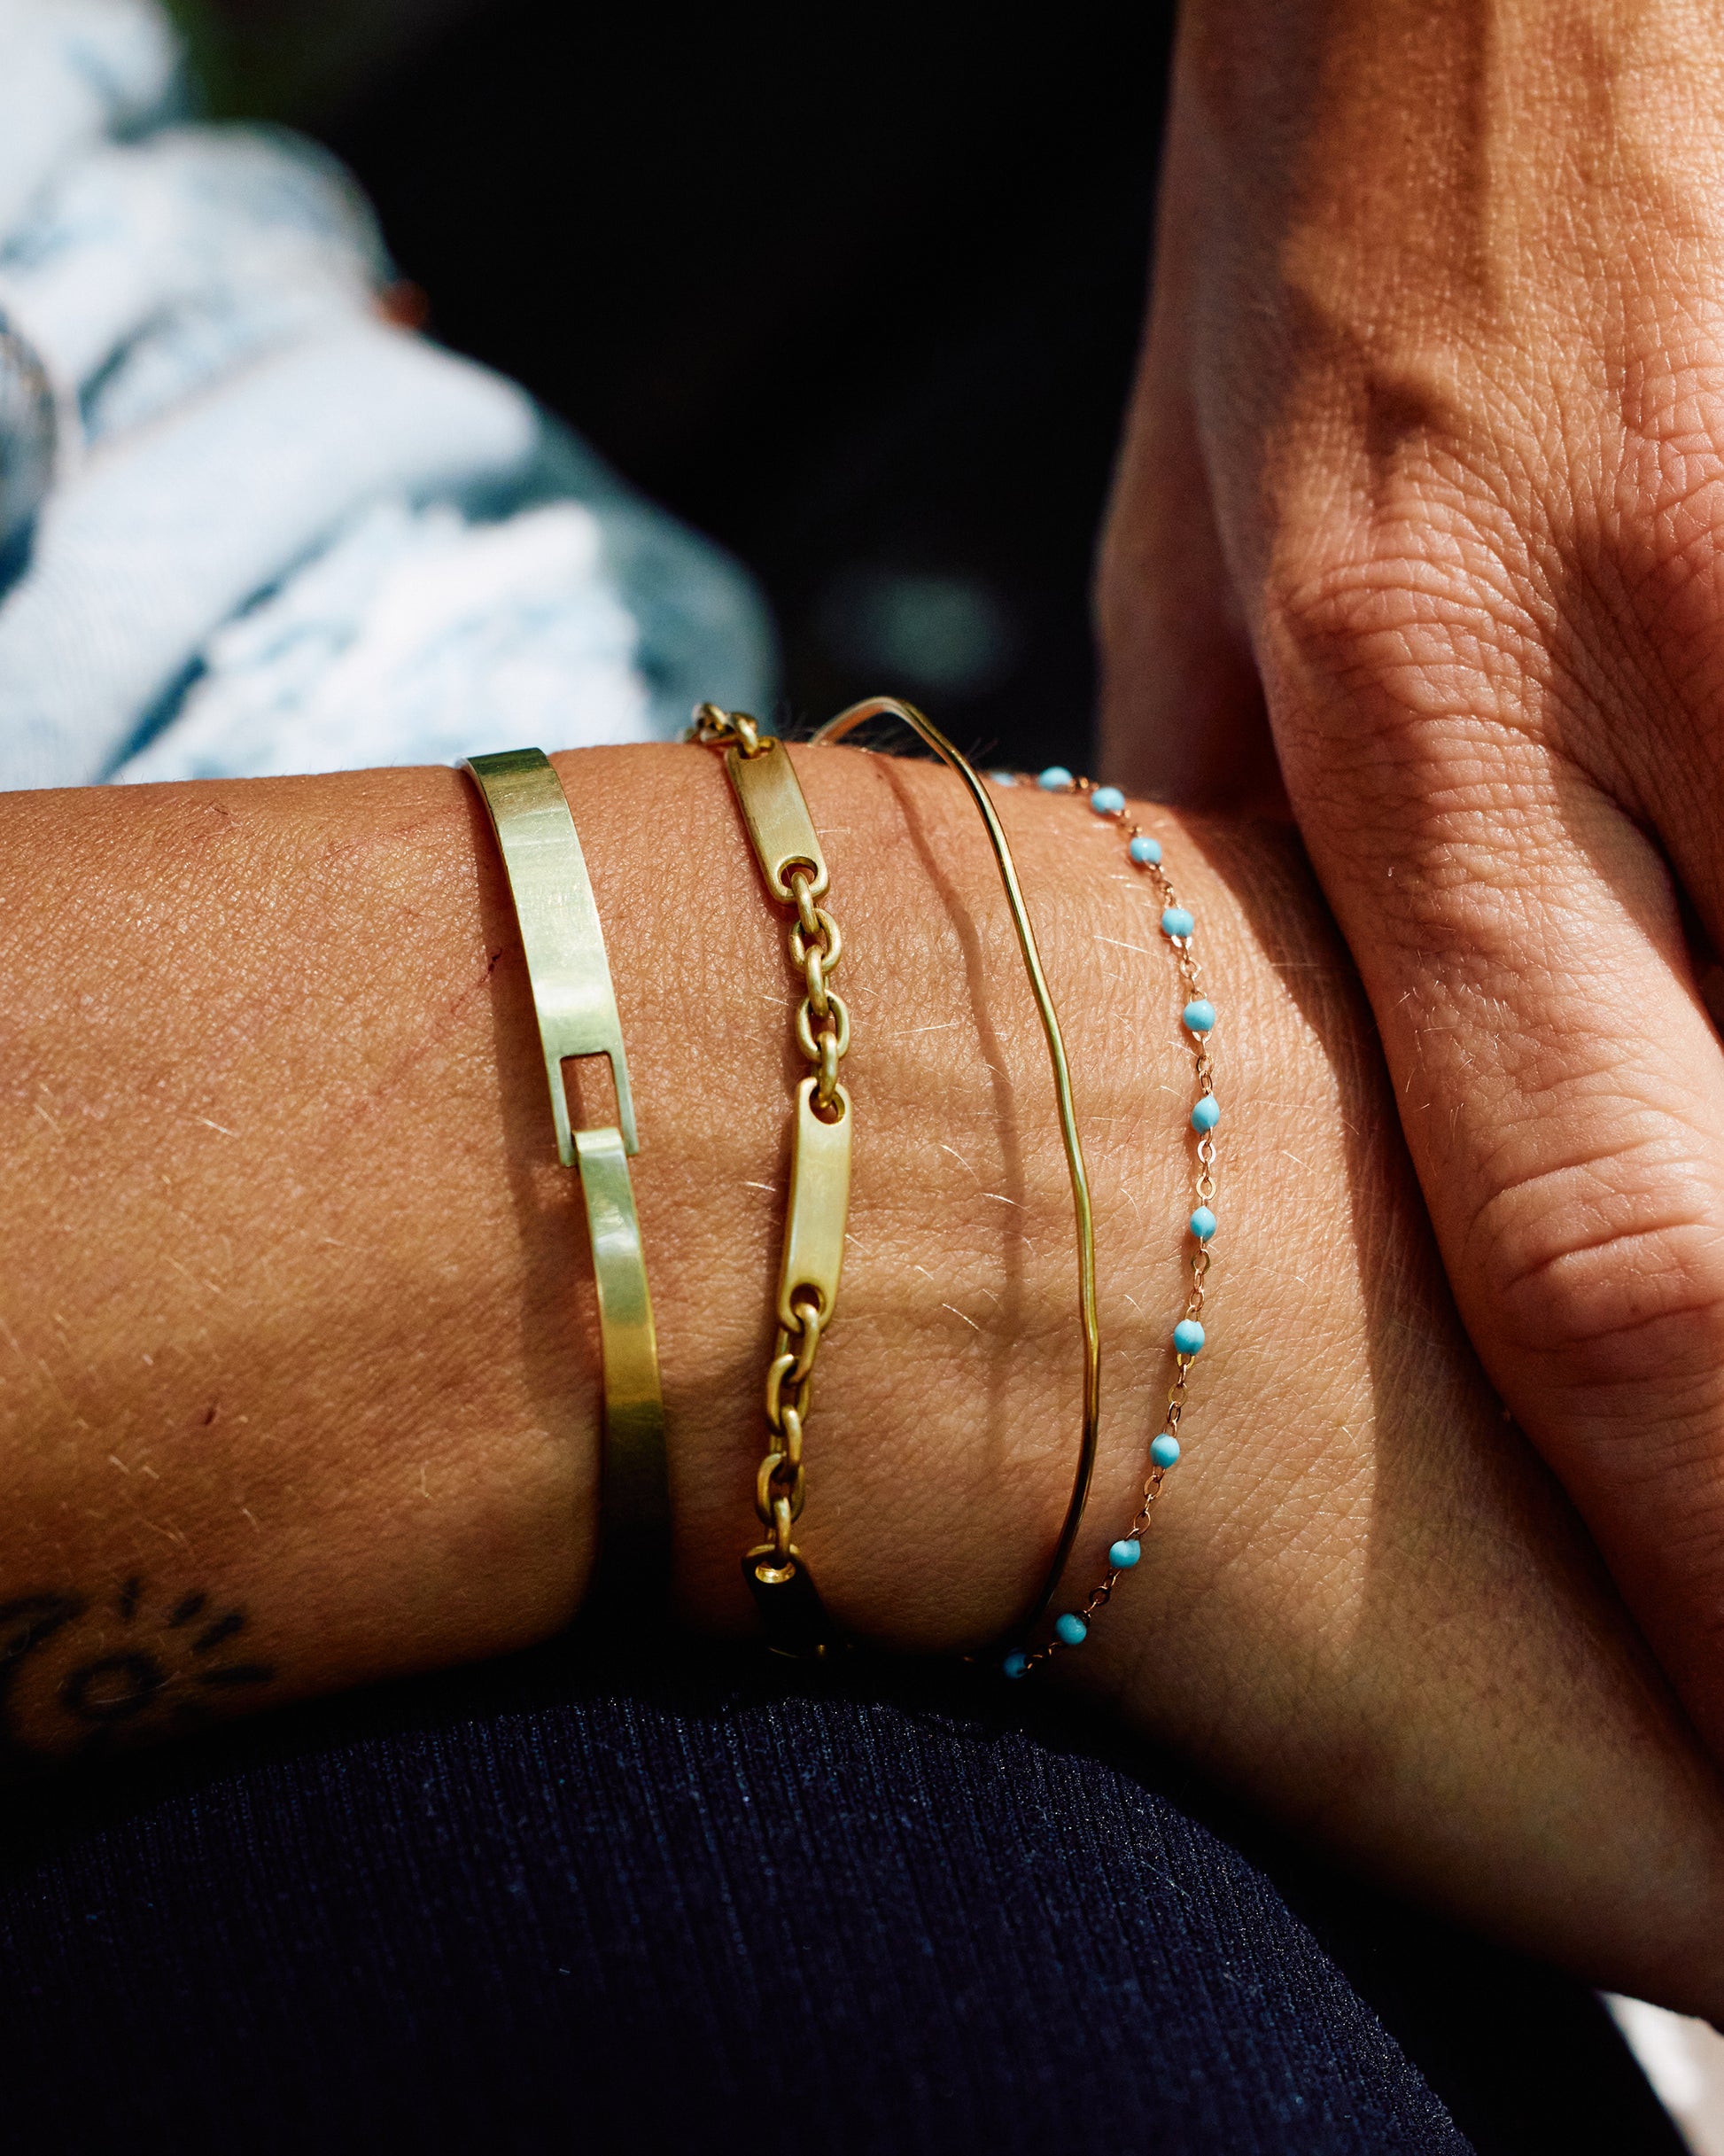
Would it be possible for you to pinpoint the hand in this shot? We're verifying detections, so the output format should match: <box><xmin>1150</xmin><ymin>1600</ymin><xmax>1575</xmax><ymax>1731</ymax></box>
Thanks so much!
<box><xmin>5</xmin><ymin>750</ymin><xmax>1724</xmax><ymax>2013</ymax></box>
<box><xmin>1100</xmin><ymin>0</ymin><xmax>1724</xmax><ymax>1776</ymax></box>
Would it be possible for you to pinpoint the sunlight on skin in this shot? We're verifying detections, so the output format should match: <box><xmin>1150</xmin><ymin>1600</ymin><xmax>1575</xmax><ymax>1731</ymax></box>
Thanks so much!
<box><xmin>0</xmin><ymin>744</ymin><xmax>1720</xmax><ymax>2019</ymax></box>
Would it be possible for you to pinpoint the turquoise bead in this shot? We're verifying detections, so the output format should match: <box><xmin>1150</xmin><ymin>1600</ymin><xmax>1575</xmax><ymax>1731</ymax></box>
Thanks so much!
<box><xmin>1128</xmin><ymin>834</ymin><xmax>1162</xmax><ymax>866</ymax></box>
<box><xmin>1191</xmin><ymin>1095</ymin><xmax>1220</xmax><ymax>1132</ymax></box>
<box><xmin>1109</xmin><ymin>1537</ymin><xmax>1142</xmax><ymax>1570</ymax></box>
<box><xmin>987</xmin><ymin>770</ymin><xmax>1018</xmax><ymax>786</ymax></box>
<box><xmin>1173</xmin><ymin>1318</ymin><xmax>1206</xmax><ymax>1356</ymax></box>
<box><xmin>1037</xmin><ymin>765</ymin><xmax>1074</xmax><ymax>791</ymax></box>
<box><xmin>1183</xmin><ymin>999</ymin><xmax>1215</xmax><ymax>1034</ymax></box>
<box><xmin>1161</xmin><ymin>906</ymin><xmax>1194</xmax><ymax>938</ymax></box>
<box><xmin>1189</xmin><ymin>1206</ymin><xmax>1216</xmax><ymax>1241</ymax></box>
<box><xmin>1090</xmin><ymin>784</ymin><xmax>1126</xmax><ymax>817</ymax></box>
<box><xmin>1053</xmin><ymin>1612</ymin><xmax>1089</xmax><ymax>1647</ymax></box>
<box><xmin>1002</xmin><ymin>1650</ymin><xmax>1029</xmax><ymax>1678</ymax></box>
<box><xmin>1151</xmin><ymin>1433</ymin><xmax>1182</xmax><ymax>1469</ymax></box>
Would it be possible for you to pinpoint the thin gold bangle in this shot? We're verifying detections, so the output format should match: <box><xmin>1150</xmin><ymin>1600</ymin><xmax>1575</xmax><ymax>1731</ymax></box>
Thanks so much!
<box><xmin>464</xmin><ymin>748</ymin><xmax>668</xmax><ymax>1605</ymax></box>
<box><xmin>812</xmin><ymin>697</ymin><xmax>1099</xmax><ymax>1638</ymax></box>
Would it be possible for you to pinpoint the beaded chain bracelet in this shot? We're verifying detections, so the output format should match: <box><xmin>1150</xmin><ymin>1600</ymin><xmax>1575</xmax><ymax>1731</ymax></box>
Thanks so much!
<box><xmin>1000</xmin><ymin>767</ymin><xmax>1220</xmax><ymax>1677</ymax></box>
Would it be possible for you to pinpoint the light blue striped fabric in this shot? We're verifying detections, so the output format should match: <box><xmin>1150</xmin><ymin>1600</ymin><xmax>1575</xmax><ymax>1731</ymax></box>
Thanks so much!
<box><xmin>0</xmin><ymin>0</ymin><xmax>774</xmax><ymax>791</ymax></box>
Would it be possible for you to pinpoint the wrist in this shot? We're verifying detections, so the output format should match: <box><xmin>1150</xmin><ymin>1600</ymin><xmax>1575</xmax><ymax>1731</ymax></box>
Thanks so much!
<box><xmin>582</xmin><ymin>742</ymin><xmax>1176</xmax><ymax>1651</ymax></box>
<box><xmin>0</xmin><ymin>764</ymin><xmax>602</xmax><ymax>1755</ymax></box>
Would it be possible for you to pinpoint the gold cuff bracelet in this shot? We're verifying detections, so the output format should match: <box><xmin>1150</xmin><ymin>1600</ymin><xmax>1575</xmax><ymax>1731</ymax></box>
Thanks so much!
<box><xmin>465</xmin><ymin>748</ymin><xmax>668</xmax><ymax>1606</ymax></box>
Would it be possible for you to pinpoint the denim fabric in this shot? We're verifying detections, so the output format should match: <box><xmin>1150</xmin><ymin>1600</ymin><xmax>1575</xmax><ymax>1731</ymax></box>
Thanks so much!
<box><xmin>0</xmin><ymin>0</ymin><xmax>177</xmax><ymax>556</ymax></box>
<box><xmin>0</xmin><ymin>323</ymin><xmax>546</xmax><ymax>781</ymax></box>
<box><xmin>0</xmin><ymin>1</ymin><xmax>177</xmax><ymax>243</ymax></box>
<box><xmin>0</xmin><ymin>313</ymin><xmax>54</xmax><ymax>548</ymax></box>
<box><xmin>112</xmin><ymin>495</ymin><xmax>651</xmax><ymax>781</ymax></box>
<box><xmin>0</xmin><ymin>127</ymin><xmax>384</xmax><ymax>434</ymax></box>
<box><xmin>0</xmin><ymin>1638</ymin><xmax>1684</xmax><ymax>2156</ymax></box>
<box><xmin>0</xmin><ymin>0</ymin><xmax>774</xmax><ymax>791</ymax></box>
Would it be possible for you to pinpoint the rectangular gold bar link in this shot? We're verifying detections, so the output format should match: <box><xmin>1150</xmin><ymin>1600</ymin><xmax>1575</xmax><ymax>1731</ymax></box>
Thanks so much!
<box><xmin>726</xmin><ymin>739</ymin><xmax>828</xmax><ymax>904</ymax></box>
<box><xmin>574</xmin><ymin>1125</ymin><xmax>668</xmax><ymax>1588</ymax></box>
<box><xmin>777</xmin><ymin>1077</ymin><xmax>852</xmax><ymax>1329</ymax></box>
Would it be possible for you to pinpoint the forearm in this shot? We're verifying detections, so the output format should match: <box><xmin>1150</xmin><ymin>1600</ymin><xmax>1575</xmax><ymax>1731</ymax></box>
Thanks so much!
<box><xmin>1</xmin><ymin>743</ymin><xmax>1220</xmax><ymax>1701</ymax></box>
<box><xmin>1</xmin><ymin>744</ymin><xmax>1167</xmax><ymax>1727</ymax></box>
<box><xmin>4</xmin><ymin>746</ymin><xmax>1724</xmax><ymax>2017</ymax></box>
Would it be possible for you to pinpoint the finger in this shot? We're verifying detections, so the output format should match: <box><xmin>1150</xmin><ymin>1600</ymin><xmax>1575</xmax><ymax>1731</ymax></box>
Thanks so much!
<box><xmin>1263</xmin><ymin>595</ymin><xmax>1724</xmax><ymax>1760</ymax></box>
<box><xmin>1586</xmin><ymin>401</ymin><xmax>1724</xmax><ymax>1027</ymax></box>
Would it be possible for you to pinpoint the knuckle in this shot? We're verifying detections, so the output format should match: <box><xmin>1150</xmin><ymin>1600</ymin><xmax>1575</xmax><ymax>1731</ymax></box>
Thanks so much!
<box><xmin>1275</xmin><ymin>532</ymin><xmax>1529</xmax><ymax>688</ymax></box>
<box><xmin>1593</xmin><ymin>345</ymin><xmax>1724</xmax><ymax>782</ymax></box>
<box><xmin>1612</xmin><ymin>336</ymin><xmax>1724</xmax><ymax>587</ymax></box>
<box><xmin>1472</xmin><ymin>1133</ymin><xmax>1724</xmax><ymax>1404</ymax></box>
<box><xmin>1262</xmin><ymin>530</ymin><xmax>1575</xmax><ymax>876</ymax></box>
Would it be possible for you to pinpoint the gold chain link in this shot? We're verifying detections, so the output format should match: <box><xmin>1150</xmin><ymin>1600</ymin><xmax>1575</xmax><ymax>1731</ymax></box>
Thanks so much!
<box><xmin>788</xmin><ymin>870</ymin><xmax>847</xmax><ymax>1111</ymax></box>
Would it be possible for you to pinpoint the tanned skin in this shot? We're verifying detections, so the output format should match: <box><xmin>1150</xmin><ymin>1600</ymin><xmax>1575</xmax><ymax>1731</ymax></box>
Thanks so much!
<box><xmin>2</xmin><ymin>745</ymin><xmax>1722</xmax><ymax>2013</ymax></box>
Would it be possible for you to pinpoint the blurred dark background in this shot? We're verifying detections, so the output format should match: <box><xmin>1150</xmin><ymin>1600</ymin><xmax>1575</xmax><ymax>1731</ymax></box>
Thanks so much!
<box><xmin>166</xmin><ymin>2</ymin><xmax>1178</xmax><ymax>770</ymax></box>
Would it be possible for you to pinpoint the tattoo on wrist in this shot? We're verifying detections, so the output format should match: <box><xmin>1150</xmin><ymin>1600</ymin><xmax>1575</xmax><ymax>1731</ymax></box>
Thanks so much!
<box><xmin>0</xmin><ymin>1576</ymin><xmax>276</xmax><ymax>1769</ymax></box>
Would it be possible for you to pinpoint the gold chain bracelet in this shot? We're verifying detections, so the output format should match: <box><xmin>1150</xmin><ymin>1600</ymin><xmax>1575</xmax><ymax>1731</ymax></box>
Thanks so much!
<box><xmin>692</xmin><ymin>704</ymin><xmax>852</xmax><ymax>1656</ymax></box>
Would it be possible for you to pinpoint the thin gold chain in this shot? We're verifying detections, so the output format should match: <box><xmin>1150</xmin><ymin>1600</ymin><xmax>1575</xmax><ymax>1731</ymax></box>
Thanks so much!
<box><xmin>759</xmin><ymin>850</ymin><xmax>847</xmax><ymax>1561</ymax></box>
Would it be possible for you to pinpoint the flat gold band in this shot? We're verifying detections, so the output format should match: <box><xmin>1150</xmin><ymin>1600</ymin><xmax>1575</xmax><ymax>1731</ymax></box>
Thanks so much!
<box><xmin>465</xmin><ymin>748</ymin><xmax>668</xmax><ymax>1600</ymax></box>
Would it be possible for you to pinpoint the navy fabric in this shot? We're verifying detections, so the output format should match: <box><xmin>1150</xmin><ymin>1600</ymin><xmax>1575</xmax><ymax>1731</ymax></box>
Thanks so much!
<box><xmin>0</xmin><ymin>1635</ymin><xmax>1681</xmax><ymax>2154</ymax></box>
